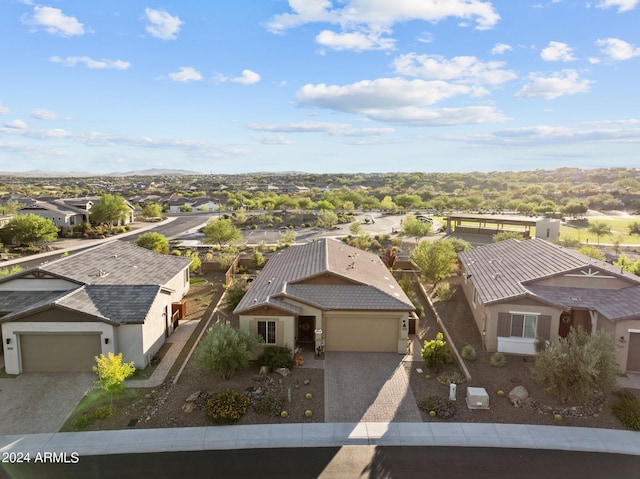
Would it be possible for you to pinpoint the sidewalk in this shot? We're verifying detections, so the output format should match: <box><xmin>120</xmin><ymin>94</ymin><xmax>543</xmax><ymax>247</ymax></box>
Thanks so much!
<box><xmin>2</xmin><ymin>422</ymin><xmax>639</xmax><ymax>457</ymax></box>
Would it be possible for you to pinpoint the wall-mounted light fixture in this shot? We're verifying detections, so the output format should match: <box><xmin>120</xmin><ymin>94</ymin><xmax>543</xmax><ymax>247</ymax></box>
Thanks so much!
<box><xmin>402</xmin><ymin>319</ymin><xmax>407</xmax><ymax>329</ymax></box>
<box><xmin>619</xmin><ymin>336</ymin><xmax>627</xmax><ymax>344</ymax></box>
<box><xmin>104</xmin><ymin>338</ymin><xmax>110</xmax><ymax>345</ymax></box>
<box><xmin>5</xmin><ymin>338</ymin><xmax>11</xmax><ymax>345</ymax></box>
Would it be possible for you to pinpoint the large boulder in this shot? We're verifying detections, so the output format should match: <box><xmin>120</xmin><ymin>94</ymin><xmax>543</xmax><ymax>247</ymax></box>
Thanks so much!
<box><xmin>509</xmin><ymin>386</ymin><xmax>529</xmax><ymax>407</ymax></box>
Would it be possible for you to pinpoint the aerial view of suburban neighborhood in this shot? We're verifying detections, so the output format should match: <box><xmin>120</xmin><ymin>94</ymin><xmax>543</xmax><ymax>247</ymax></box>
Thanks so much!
<box><xmin>2</xmin><ymin>1</ymin><xmax>640</xmax><ymax>478</ymax></box>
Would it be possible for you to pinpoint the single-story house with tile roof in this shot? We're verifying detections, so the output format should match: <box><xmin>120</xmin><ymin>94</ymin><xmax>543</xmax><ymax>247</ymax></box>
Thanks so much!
<box><xmin>0</xmin><ymin>240</ymin><xmax>192</xmax><ymax>374</ymax></box>
<box><xmin>458</xmin><ymin>238</ymin><xmax>640</xmax><ymax>372</ymax></box>
<box><xmin>233</xmin><ymin>238</ymin><xmax>415</xmax><ymax>354</ymax></box>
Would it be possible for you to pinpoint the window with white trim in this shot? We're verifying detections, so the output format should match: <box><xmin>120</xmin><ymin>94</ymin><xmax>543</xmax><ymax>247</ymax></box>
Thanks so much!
<box><xmin>258</xmin><ymin>320</ymin><xmax>276</xmax><ymax>344</ymax></box>
<box><xmin>510</xmin><ymin>314</ymin><xmax>537</xmax><ymax>339</ymax></box>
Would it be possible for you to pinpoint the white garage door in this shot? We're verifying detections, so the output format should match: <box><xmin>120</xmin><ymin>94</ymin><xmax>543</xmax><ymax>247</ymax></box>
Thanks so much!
<box><xmin>325</xmin><ymin>316</ymin><xmax>398</xmax><ymax>352</ymax></box>
<box><xmin>627</xmin><ymin>333</ymin><xmax>640</xmax><ymax>373</ymax></box>
<box><xmin>20</xmin><ymin>333</ymin><xmax>102</xmax><ymax>372</ymax></box>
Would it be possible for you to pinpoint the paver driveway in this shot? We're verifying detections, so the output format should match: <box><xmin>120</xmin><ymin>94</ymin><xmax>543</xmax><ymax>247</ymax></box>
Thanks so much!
<box><xmin>0</xmin><ymin>372</ymin><xmax>94</xmax><ymax>435</ymax></box>
<box><xmin>324</xmin><ymin>352</ymin><xmax>422</xmax><ymax>422</ymax></box>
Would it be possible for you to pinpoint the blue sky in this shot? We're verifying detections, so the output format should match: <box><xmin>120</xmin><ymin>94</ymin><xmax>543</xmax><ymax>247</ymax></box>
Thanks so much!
<box><xmin>0</xmin><ymin>0</ymin><xmax>639</xmax><ymax>174</ymax></box>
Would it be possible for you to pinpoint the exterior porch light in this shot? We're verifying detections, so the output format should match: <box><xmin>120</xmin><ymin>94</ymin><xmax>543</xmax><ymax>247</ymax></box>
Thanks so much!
<box><xmin>5</xmin><ymin>338</ymin><xmax>10</xmax><ymax>345</ymax></box>
<box><xmin>105</xmin><ymin>338</ymin><xmax>110</xmax><ymax>345</ymax></box>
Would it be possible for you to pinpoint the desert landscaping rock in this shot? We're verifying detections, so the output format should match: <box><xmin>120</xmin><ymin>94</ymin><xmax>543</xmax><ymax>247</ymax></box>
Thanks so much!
<box><xmin>182</xmin><ymin>403</ymin><xmax>196</xmax><ymax>413</ymax></box>
<box><xmin>509</xmin><ymin>386</ymin><xmax>529</xmax><ymax>406</ymax></box>
<box><xmin>259</xmin><ymin>366</ymin><xmax>269</xmax><ymax>376</ymax></box>
<box><xmin>275</xmin><ymin>367</ymin><xmax>291</xmax><ymax>377</ymax></box>
<box><xmin>186</xmin><ymin>391</ymin><xmax>201</xmax><ymax>402</ymax></box>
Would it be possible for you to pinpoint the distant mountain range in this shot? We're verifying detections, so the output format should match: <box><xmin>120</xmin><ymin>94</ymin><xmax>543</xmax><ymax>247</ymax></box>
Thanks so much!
<box><xmin>0</xmin><ymin>168</ymin><xmax>202</xmax><ymax>177</ymax></box>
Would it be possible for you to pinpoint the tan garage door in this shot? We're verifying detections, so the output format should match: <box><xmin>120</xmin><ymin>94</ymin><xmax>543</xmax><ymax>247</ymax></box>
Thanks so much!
<box><xmin>20</xmin><ymin>333</ymin><xmax>102</xmax><ymax>372</ymax></box>
<box><xmin>627</xmin><ymin>333</ymin><xmax>640</xmax><ymax>373</ymax></box>
<box><xmin>325</xmin><ymin>316</ymin><xmax>397</xmax><ymax>352</ymax></box>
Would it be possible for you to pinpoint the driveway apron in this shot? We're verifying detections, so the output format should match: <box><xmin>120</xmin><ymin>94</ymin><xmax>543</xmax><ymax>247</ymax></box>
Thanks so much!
<box><xmin>0</xmin><ymin>372</ymin><xmax>94</xmax><ymax>435</ymax></box>
<box><xmin>324</xmin><ymin>352</ymin><xmax>422</xmax><ymax>422</ymax></box>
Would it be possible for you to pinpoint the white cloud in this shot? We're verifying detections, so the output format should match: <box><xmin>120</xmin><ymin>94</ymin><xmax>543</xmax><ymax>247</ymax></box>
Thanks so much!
<box><xmin>166</xmin><ymin>67</ymin><xmax>203</xmax><ymax>82</ymax></box>
<box><xmin>254</xmin><ymin>136</ymin><xmax>293</xmax><ymax>145</ymax></box>
<box><xmin>596</xmin><ymin>38</ymin><xmax>640</xmax><ymax>60</ymax></box>
<box><xmin>315</xmin><ymin>29</ymin><xmax>395</xmax><ymax>51</ymax></box>
<box><xmin>491</xmin><ymin>43</ymin><xmax>512</xmax><ymax>55</ymax></box>
<box><xmin>0</xmin><ymin>103</ymin><xmax>10</xmax><ymax>115</ymax></box>
<box><xmin>216</xmin><ymin>70</ymin><xmax>261</xmax><ymax>85</ymax></box>
<box><xmin>392</xmin><ymin>53</ymin><xmax>517</xmax><ymax>85</ymax></box>
<box><xmin>246</xmin><ymin>121</ymin><xmax>394</xmax><ymax>136</ymax></box>
<box><xmin>23</xmin><ymin>6</ymin><xmax>84</xmax><ymax>37</ymax></box>
<box><xmin>144</xmin><ymin>8</ymin><xmax>184</xmax><ymax>40</ymax></box>
<box><xmin>595</xmin><ymin>0</ymin><xmax>638</xmax><ymax>13</ymax></box>
<box><xmin>50</xmin><ymin>56</ymin><xmax>131</xmax><ymax>70</ymax></box>
<box><xmin>31</xmin><ymin>109</ymin><xmax>59</xmax><ymax>120</ymax></box>
<box><xmin>515</xmin><ymin>70</ymin><xmax>592</xmax><ymax>99</ymax></box>
<box><xmin>267</xmin><ymin>0</ymin><xmax>500</xmax><ymax>34</ymax></box>
<box><xmin>5</xmin><ymin>119</ymin><xmax>27</xmax><ymax>129</ymax></box>
<box><xmin>295</xmin><ymin>78</ymin><xmax>507</xmax><ymax>126</ymax></box>
<box><xmin>540</xmin><ymin>41</ymin><xmax>576</xmax><ymax>62</ymax></box>
<box><xmin>416</xmin><ymin>32</ymin><xmax>433</xmax><ymax>44</ymax></box>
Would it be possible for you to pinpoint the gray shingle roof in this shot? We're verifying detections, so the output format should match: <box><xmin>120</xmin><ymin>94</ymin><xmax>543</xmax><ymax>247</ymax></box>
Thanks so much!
<box><xmin>40</xmin><ymin>240</ymin><xmax>192</xmax><ymax>285</ymax></box>
<box><xmin>234</xmin><ymin>238</ymin><xmax>414</xmax><ymax>314</ymax></box>
<box><xmin>459</xmin><ymin>238</ymin><xmax>640</xmax><ymax>322</ymax></box>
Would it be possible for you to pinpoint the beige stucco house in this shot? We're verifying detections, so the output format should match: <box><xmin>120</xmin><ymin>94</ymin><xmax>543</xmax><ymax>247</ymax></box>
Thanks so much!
<box><xmin>458</xmin><ymin>238</ymin><xmax>640</xmax><ymax>372</ymax></box>
<box><xmin>234</xmin><ymin>238</ymin><xmax>415</xmax><ymax>355</ymax></box>
<box><xmin>0</xmin><ymin>241</ymin><xmax>191</xmax><ymax>374</ymax></box>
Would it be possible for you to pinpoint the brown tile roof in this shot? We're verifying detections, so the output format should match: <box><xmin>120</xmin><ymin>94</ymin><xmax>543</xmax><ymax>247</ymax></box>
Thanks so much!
<box><xmin>234</xmin><ymin>238</ymin><xmax>414</xmax><ymax>314</ymax></box>
<box><xmin>459</xmin><ymin>238</ymin><xmax>640</xmax><ymax>322</ymax></box>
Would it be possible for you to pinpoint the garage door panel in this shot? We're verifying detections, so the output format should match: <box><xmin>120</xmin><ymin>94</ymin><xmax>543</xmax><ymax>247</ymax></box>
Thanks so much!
<box><xmin>21</xmin><ymin>334</ymin><xmax>102</xmax><ymax>372</ymax></box>
<box><xmin>325</xmin><ymin>316</ymin><xmax>397</xmax><ymax>352</ymax></box>
<box><xmin>627</xmin><ymin>333</ymin><xmax>640</xmax><ymax>373</ymax></box>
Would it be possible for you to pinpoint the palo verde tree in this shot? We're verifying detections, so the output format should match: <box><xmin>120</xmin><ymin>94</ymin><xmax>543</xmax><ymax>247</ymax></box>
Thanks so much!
<box><xmin>93</xmin><ymin>352</ymin><xmax>136</xmax><ymax>409</ymax></box>
<box><xmin>142</xmin><ymin>202</ymin><xmax>163</xmax><ymax>218</ymax></box>
<box><xmin>203</xmin><ymin>218</ymin><xmax>242</xmax><ymax>247</ymax></box>
<box><xmin>410</xmin><ymin>239</ymin><xmax>458</xmax><ymax>291</ymax></box>
<box><xmin>6</xmin><ymin>214</ymin><xmax>58</xmax><ymax>247</ymax></box>
<box><xmin>401</xmin><ymin>213</ymin><xmax>432</xmax><ymax>241</ymax></box>
<box><xmin>90</xmin><ymin>194</ymin><xmax>131</xmax><ymax>226</ymax></box>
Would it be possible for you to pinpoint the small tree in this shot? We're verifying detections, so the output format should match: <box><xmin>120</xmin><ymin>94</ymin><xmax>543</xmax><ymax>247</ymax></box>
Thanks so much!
<box><xmin>185</xmin><ymin>250</ymin><xmax>201</xmax><ymax>273</ymax></box>
<box><xmin>0</xmin><ymin>265</ymin><xmax>23</xmax><ymax>279</ymax></box>
<box><xmin>421</xmin><ymin>332</ymin><xmax>453</xmax><ymax>373</ymax></box>
<box><xmin>577</xmin><ymin>245</ymin><xmax>606</xmax><ymax>261</ymax></box>
<box><xmin>251</xmin><ymin>248</ymin><xmax>266</xmax><ymax>268</ymax></box>
<box><xmin>587</xmin><ymin>220</ymin><xmax>611</xmax><ymax>246</ymax></box>
<box><xmin>225</xmin><ymin>279</ymin><xmax>247</xmax><ymax>311</ymax></box>
<box><xmin>381</xmin><ymin>246</ymin><xmax>398</xmax><ymax>269</ymax></box>
<box><xmin>628</xmin><ymin>221</ymin><xmax>640</xmax><ymax>237</ymax></box>
<box><xmin>318</xmin><ymin>209</ymin><xmax>339</xmax><ymax>229</ymax></box>
<box><xmin>203</xmin><ymin>218</ymin><xmax>242</xmax><ymax>247</ymax></box>
<box><xmin>281</xmin><ymin>228</ymin><xmax>297</xmax><ymax>246</ymax></box>
<box><xmin>7</xmin><ymin>214</ymin><xmax>58</xmax><ymax>247</ymax></box>
<box><xmin>410</xmin><ymin>239</ymin><xmax>457</xmax><ymax>291</ymax></box>
<box><xmin>93</xmin><ymin>352</ymin><xmax>136</xmax><ymax>409</ymax></box>
<box><xmin>142</xmin><ymin>202</ymin><xmax>163</xmax><ymax>218</ymax></box>
<box><xmin>402</xmin><ymin>214</ymin><xmax>432</xmax><ymax>242</ymax></box>
<box><xmin>193</xmin><ymin>323</ymin><xmax>262</xmax><ymax>379</ymax></box>
<box><xmin>90</xmin><ymin>194</ymin><xmax>131</xmax><ymax>226</ymax></box>
<box><xmin>136</xmin><ymin>232</ymin><xmax>169</xmax><ymax>254</ymax></box>
<box><xmin>530</xmin><ymin>328</ymin><xmax>619</xmax><ymax>403</ymax></box>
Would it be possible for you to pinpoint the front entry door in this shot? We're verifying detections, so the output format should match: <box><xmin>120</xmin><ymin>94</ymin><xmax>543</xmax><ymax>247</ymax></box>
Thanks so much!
<box><xmin>559</xmin><ymin>312</ymin><xmax>572</xmax><ymax>338</ymax></box>
<box><xmin>298</xmin><ymin>316</ymin><xmax>315</xmax><ymax>344</ymax></box>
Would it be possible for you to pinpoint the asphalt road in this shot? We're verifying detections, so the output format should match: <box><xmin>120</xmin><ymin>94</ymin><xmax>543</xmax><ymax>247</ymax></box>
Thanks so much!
<box><xmin>3</xmin><ymin>446</ymin><xmax>639</xmax><ymax>479</ymax></box>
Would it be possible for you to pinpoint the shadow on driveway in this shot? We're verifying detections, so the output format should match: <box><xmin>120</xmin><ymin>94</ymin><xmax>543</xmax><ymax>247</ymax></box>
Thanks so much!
<box><xmin>0</xmin><ymin>372</ymin><xmax>94</xmax><ymax>435</ymax></box>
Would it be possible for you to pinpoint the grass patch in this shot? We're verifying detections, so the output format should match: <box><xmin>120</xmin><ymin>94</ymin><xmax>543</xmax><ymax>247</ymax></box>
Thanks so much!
<box><xmin>189</xmin><ymin>277</ymin><xmax>208</xmax><ymax>286</ymax></box>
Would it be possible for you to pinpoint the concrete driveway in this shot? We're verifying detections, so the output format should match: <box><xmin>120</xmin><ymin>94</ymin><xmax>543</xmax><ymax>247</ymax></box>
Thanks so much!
<box><xmin>0</xmin><ymin>372</ymin><xmax>94</xmax><ymax>435</ymax></box>
<box><xmin>324</xmin><ymin>352</ymin><xmax>422</xmax><ymax>422</ymax></box>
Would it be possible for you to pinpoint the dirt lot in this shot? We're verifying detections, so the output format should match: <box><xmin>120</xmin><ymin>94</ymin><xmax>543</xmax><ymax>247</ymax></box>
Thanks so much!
<box><xmin>408</xmin><ymin>277</ymin><xmax>635</xmax><ymax>429</ymax></box>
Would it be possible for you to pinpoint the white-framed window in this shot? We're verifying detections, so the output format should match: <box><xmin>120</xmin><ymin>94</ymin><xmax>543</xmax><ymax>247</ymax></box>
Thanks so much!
<box><xmin>510</xmin><ymin>313</ymin><xmax>537</xmax><ymax>339</ymax></box>
<box><xmin>258</xmin><ymin>320</ymin><xmax>276</xmax><ymax>344</ymax></box>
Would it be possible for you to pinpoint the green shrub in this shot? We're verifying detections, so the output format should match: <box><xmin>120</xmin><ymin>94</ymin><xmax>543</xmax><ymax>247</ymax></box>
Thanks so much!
<box><xmin>94</xmin><ymin>405</ymin><xmax>115</xmax><ymax>419</ymax></box>
<box><xmin>434</xmin><ymin>282</ymin><xmax>454</xmax><ymax>300</ymax></box>
<box><xmin>207</xmin><ymin>390</ymin><xmax>249</xmax><ymax>424</ymax></box>
<box><xmin>254</xmin><ymin>394</ymin><xmax>284</xmax><ymax>416</ymax></box>
<box><xmin>461</xmin><ymin>344</ymin><xmax>477</xmax><ymax>361</ymax></box>
<box><xmin>257</xmin><ymin>346</ymin><xmax>294</xmax><ymax>371</ymax></box>
<box><xmin>194</xmin><ymin>323</ymin><xmax>262</xmax><ymax>379</ymax></box>
<box><xmin>74</xmin><ymin>414</ymin><xmax>93</xmax><ymax>430</ymax></box>
<box><xmin>436</xmin><ymin>371</ymin><xmax>466</xmax><ymax>385</ymax></box>
<box><xmin>419</xmin><ymin>396</ymin><xmax>456</xmax><ymax>419</ymax></box>
<box><xmin>611</xmin><ymin>390</ymin><xmax>640</xmax><ymax>431</ymax></box>
<box><xmin>490</xmin><ymin>352</ymin><xmax>507</xmax><ymax>368</ymax></box>
<box><xmin>421</xmin><ymin>332</ymin><xmax>453</xmax><ymax>373</ymax></box>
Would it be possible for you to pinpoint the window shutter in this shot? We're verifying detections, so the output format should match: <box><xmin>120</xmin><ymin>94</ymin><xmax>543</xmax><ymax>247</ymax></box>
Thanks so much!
<box><xmin>537</xmin><ymin>315</ymin><xmax>551</xmax><ymax>340</ymax></box>
<box><xmin>497</xmin><ymin>313</ymin><xmax>510</xmax><ymax>337</ymax></box>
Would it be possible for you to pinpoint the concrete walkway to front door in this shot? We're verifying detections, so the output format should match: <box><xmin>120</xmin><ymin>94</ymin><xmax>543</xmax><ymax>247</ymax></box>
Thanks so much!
<box><xmin>0</xmin><ymin>372</ymin><xmax>94</xmax><ymax>435</ymax></box>
<box><xmin>324</xmin><ymin>352</ymin><xmax>422</xmax><ymax>422</ymax></box>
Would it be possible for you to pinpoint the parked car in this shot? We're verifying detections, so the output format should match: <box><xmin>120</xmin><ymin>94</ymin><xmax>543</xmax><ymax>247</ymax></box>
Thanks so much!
<box><xmin>416</xmin><ymin>215</ymin><xmax>433</xmax><ymax>223</ymax></box>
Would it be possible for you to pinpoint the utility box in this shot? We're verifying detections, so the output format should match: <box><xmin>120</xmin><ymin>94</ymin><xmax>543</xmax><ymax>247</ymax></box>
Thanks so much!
<box><xmin>466</xmin><ymin>387</ymin><xmax>490</xmax><ymax>410</ymax></box>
